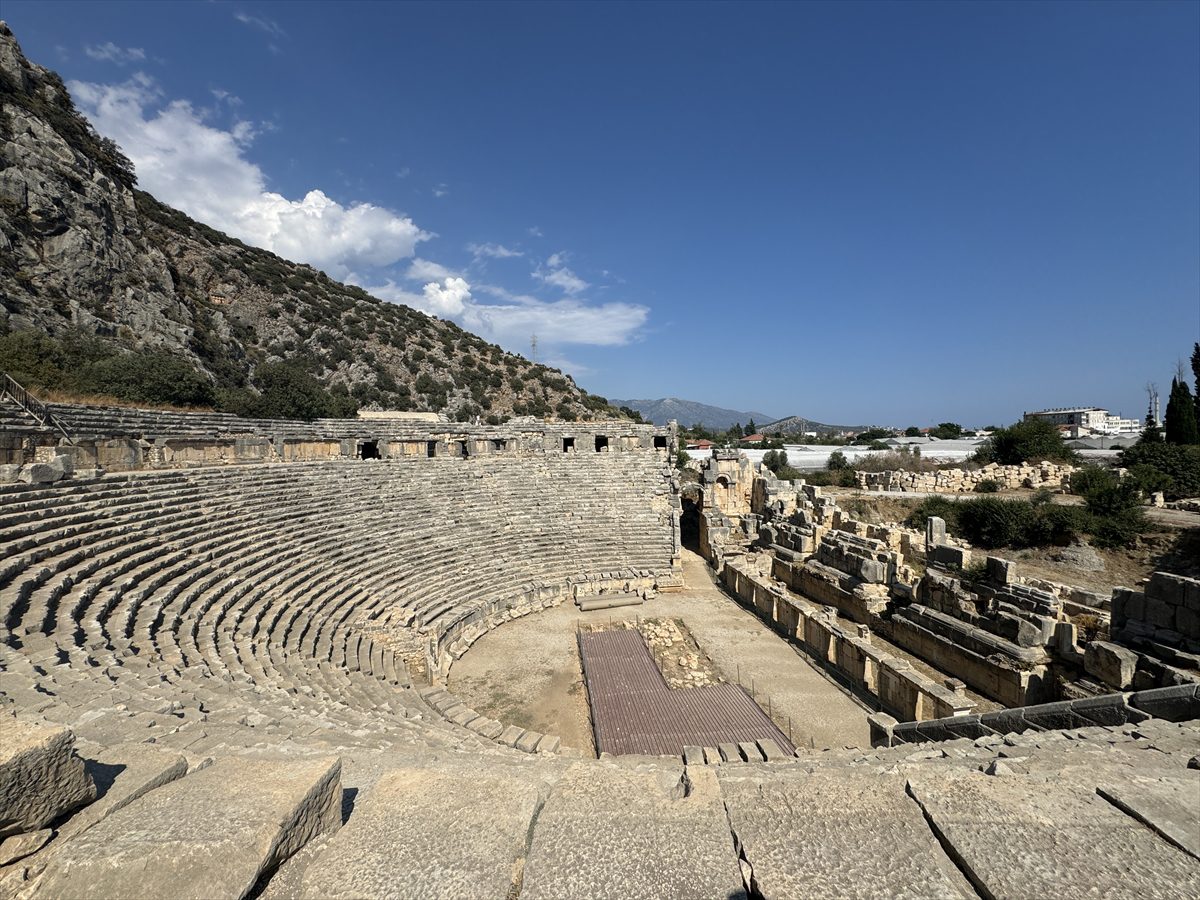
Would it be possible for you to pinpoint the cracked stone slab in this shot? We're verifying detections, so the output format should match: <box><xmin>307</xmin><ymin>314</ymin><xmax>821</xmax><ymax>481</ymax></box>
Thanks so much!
<box><xmin>298</xmin><ymin>766</ymin><xmax>541</xmax><ymax>899</ymax></box>
<box><xmin>52</xmin><ymin>743</ymin><xmax>190</xmax><ymax>844</ymax></box>
<box><xmin>521</xmin><ymin>761</ymin><xmax>745</xmax><ymax>900</ymax></box>
<box><xmin>907</xmin><ymin>770</ymin><xmax>1200</xmax><ymax>899</ymax></box>
<box><xmin>1096</xmin><ymin>772</ymin><xmax>1200</xmax><ymax>860</ymax></box>
<box><xmin>719</xmin><ymin>769</ymin><xmax>974</xmax><ymax>899</ymax></box>
<box><xmin>31</xmin><ymin>755</ymin><xmax>341</xmax><ymax>900</ymax></box>
<box><xmin>0</xmin><ymin>719</ymin><xmax>96</xmax><ymax>838</ymax></box>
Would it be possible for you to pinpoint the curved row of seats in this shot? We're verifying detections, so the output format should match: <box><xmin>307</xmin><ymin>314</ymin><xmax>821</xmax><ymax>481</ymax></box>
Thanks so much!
<box><xmin>0</xmin><ymin>455</ymin><xmax>677</xmax><ymax>755</ymax></box>
<box><xmin>1</xmin><ymin>398</ymin><xmax>665</xmax><ymax>444</ymax></box>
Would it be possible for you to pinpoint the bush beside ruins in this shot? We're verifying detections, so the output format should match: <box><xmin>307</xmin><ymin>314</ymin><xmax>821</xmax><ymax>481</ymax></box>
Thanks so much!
<box><xmin>906</xmin><ymin>483</ymin><xmax>1146</xmax><ymax>550</ymax></box>
<box><xmin>973</xmin><ymin>418</ymin><xmax>1078</xmax><ymax>466</ymax></box>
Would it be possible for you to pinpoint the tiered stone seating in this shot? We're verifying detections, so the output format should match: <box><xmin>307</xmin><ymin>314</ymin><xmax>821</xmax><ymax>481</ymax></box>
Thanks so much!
<box><xmin>2</xmin><ymin>441</ymin><xmax>1196</xmax><ymax>898</ymax></box>
<box><xmin>0</xmin><ymin>455</ymin><xmax>676</xmax><ymax>757</ymax></box>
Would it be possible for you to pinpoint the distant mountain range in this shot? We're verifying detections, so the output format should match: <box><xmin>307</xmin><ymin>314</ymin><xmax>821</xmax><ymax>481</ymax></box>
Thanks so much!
<box><xmin>759</xmin><ymin>415</ymin><xmax>873</xmax><ymax>435</ymax></box>
<box><xmin>611</xmin><ymin>398</ymin><xmax>776</xmax><ymax>431</ymax></box>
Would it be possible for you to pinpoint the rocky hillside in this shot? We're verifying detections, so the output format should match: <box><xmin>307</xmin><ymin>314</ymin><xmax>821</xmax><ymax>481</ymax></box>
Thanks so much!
<box><xmin>611</xmin><ymin>397</ymin><xmax>775</xmax><ymax>430</ymax></box>
<box><xmin>0</xmin><ymin>23</ymin><xmax>617</xmax><ymax>422</ymax></box>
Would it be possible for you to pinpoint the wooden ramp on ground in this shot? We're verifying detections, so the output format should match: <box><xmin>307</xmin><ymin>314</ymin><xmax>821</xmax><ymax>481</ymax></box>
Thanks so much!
<box><xmin>579</xmin><ymin>629</ymin><xmax>795</xmax><ymax>756</ymax></box>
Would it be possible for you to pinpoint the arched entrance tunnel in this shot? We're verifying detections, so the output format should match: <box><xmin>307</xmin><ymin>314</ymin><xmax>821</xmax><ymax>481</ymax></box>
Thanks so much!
<box><xmin>680</xmin><ymin>485</ymin><xmax>702</xmax><ymax>549</ymax></box>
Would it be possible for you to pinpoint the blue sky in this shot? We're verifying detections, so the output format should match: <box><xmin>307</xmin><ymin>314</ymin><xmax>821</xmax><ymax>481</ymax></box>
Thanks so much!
<box><xmin>5</xmin><ymin>1</ymin><xmax>1198</xmax><ymax>427</ymax></box>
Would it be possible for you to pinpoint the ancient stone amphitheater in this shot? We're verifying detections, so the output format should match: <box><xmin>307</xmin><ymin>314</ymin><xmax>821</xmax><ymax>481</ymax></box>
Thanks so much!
<box><xmin>2</xmin><ymin>400</ymin><xmax>1198</xmax><ymax>899</ymax></box>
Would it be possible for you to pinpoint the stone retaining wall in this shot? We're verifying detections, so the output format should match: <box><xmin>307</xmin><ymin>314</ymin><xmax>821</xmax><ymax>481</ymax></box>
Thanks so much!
<box><xmin>856</xmin><ymin>462</ymin><xmax>1075</xmax><ymax>493</ymax></box>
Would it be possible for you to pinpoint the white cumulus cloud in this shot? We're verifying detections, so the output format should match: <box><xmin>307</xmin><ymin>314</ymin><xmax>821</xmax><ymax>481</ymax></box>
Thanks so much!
<box><xmin>70</xmin><ymin>74</ymin><xmax>431</xmax><ymax>278</ymax></box>
<box><xmin>360</xmin><ymin>277</ymin><xmax>647</xmax><ymax>349</ymax></box>
<box><xmin>468</xmin><ymin>285</ymin><xmax>647</xmax><ymax>347</ymax></box>
<box><xmin>533</xmin><ymin>258</ymin><xmax>589</xmax><ymax>295</ymax></box>
<box><xmin>468</xmin><ymin>242</ymin><xmax>522</xmax><ymax>259</ymax></box>
<box><xmin>84</xmin><ymin>43</ymin><xmax>146</xmax><ymax>65</ymax></box>
<box><xmin>405</xmin><ymin>258</ymin><xmax>457</xmax><ymax>282</ymax></box>
<box><xmin>421</xmin><ymin>277</ymin><xmax>473</xmax><ymax>317</ymax></box>
<box><xmin>68</xmin><ymin>72</ymin><xmax>648</xmax><ymax>357</ymax></box>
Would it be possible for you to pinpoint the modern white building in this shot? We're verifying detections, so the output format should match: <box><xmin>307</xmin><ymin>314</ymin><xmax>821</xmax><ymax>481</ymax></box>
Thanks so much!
<box><xmin>1024</xmin><ymin>407</ymin><xmax>1141</xmax><ymax>435</ymax></box>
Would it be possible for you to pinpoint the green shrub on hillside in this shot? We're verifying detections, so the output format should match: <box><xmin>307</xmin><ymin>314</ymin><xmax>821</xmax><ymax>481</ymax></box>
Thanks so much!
<box><xmin>1068</xmin><ymin>465</ymin><xmax>1118</xmax><ymax>497</ymax></box>
<box><xmin>802</xmin><ymin>469</ymin><xmax>856</xmax><ymax>487</ymax></box>
<box><xmin>0</xmin><ymin>330</ymin><xmax>215</xmax><ymax>407</ymax></box>
<box><xmin>81</xmin><ymin>352</ymin><xmax>216</xmax><ymax>407</ymax></box>
<box><xmin>219</xmin><ymin>362</ymin><xmax>357</xmax><ymax>421</ymax></box>
<box><xmin>956</xmin><ymin>497</ymin><xmax>1039</xmax><ymax>548</ymax></box>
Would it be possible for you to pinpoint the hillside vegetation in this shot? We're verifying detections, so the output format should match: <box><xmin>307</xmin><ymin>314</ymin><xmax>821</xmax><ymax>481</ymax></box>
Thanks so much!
<box><xmin>0</xmin><ymin>23</ymin><xmax>619</xmax><ymax>422</ymax></box>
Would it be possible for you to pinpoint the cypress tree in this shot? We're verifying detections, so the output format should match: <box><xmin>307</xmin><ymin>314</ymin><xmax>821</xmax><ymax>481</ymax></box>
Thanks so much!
<box><xmin>1163</xmin><ymin>376</ymin><xmax>1200</xmax><ymax>445</ymax></box>
<box><xmin>1192</xmin><ymin>342</ymin><xmax>1200</xmax><ymax>425</ymax></box>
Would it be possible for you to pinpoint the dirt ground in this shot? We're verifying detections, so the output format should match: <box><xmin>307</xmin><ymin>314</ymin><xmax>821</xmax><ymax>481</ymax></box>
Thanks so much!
<box><xmin>448</xmin><ymin>549</ymin><xmax>873</xmax><ymax>754</ymax></box>
<box><xmin>447</xmin><ymin>612</ymin><xmax>597</xmax><ymax>755</ymax></box>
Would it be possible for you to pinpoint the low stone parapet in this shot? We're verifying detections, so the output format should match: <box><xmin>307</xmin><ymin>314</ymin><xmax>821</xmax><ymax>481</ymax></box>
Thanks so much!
<box><xmin>876</xmin><ymin>683</ymin><xmax>1199</xmax><ymax>747</ymax></box>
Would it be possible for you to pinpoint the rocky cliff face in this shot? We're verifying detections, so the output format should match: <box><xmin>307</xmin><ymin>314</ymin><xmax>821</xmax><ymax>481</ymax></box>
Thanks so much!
<box><xmin>0</xmin><ymin>23</ymin><xmax>615</xmax><ymax>421</ymax></box>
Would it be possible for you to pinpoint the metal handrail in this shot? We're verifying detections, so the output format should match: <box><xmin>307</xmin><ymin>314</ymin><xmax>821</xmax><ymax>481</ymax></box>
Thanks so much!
<box><xmin>1</xmin><ymin>372</ymin><xmax>74</xmax><ymax>443</ymax></box>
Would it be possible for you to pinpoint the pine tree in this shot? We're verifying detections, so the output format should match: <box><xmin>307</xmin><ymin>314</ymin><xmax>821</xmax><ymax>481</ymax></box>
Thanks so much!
<box><xmin>745</xmin><ymin>419</ymin><xmax>756</xmax><ymax>436</ymax></box>
<box><xmin>1163</xmin><ymin>376</ymin><xmax>1200</xmax><ymax>445</ymax></box>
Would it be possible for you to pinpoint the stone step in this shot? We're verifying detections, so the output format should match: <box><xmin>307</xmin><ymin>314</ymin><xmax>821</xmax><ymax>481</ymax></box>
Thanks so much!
<box><xmin>719</xmin><ymin>768</ymin><xmax>974</xmax><ymax>898</ymax></box>
<box><xmin>520</xmin><ymin>760</ymin><xmax>745</xmax><ymax>900</ymax></box>
<box><xmin>906</xmin><ymin>770</ymin><xmax>1200</xmax><ymax>898</ymax></box>
<box><xmin>30</xmin><ymin>755</ymin><xmax>343</xmax><ymax>900</ymax></box>
<box><xmin>289</xmin><ymin>764</ymin><xmax>541</xmax><ymax>899</ymax></box>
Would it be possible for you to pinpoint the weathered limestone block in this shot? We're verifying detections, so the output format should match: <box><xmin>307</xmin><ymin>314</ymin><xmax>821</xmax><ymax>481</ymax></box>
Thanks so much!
<box><xmin>33</xmin><ymin>756</ymin><xmax>342</xmax><ymax>900</ymax></box>
<box><xmin>1096</xmin><ymin>773</ymin><xmax>1200</xmax><ymax>860</ymax></box>
<box><xmin>521</xmin><ymin>761</ymin><xmax>744</xmax><ymax>900</ymax></box>
<box><xmin>0</xmin><ymin>719</ymin><xmax>96</xmax><ymax>839</ymax></box>
<box><xmin>925</xmin><ymin>516</ymin><xmax>946</xmax><ymax>552</ymax></box>
<box><xmin>986</xmin><ymin>556</ymin><xmax>1012</xmax><ymax>585</ymax></box>
<box><xmin>17</xmin><ymin>462</ymin><xmax>61</xmax><ymax>484</ymax></box>
<box><xmin>720</xmin><ymin>770</ymin><xmax>973</xmax><ymax>898</ymax></box>
<box><xmin>929</xmin><ymin>543</ymin><xmax>970</xmax><ymax>569</ymax></box>
<box><xmin>48</xmin><ymin>452</ymin><xmax>74</xmax><ymax>478</ymax></box>
<box><xmin>0</xmin><ymin>828</ymin><xmax>52</xmax><ymax>866</ymax></box>
<box><xmin>1084</xmin><ymin>640</ymin><xmax>1139</xmax><ymax>689</ymax></box>
<box><xmin>95</xmin><ymin>438</ymin><xmax>143</xmax><ymax>471</ymax></box>
<box><xmin>299</xmin><ymin>766</ymin><xmax>541</xmax><ymax>899</ymax></box>
<box><xmin>907</xmin><ymin>771</ymin><xmax>1200</xmax><ymax>898</ymax></box>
